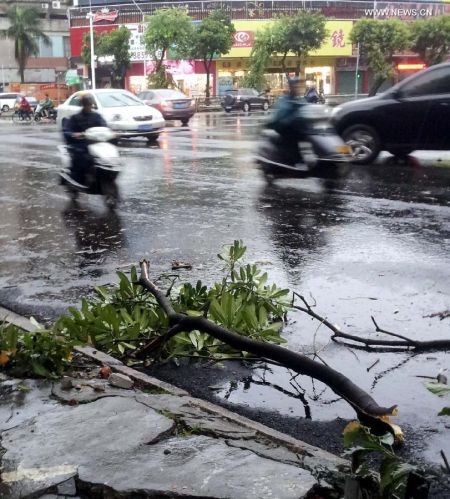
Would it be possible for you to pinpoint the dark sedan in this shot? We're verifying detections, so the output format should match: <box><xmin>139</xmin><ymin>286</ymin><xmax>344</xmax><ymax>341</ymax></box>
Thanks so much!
<box><xmin>331</xmin><ymin>63</ymin><xmax>450</xmax><ymax>163</ymax></box>
<box><xmin>221</xmin><ymin>88</ymin><xmax>270</xmax><ymax>113</ymax></box>
<box><xmin>138</xmin><ymin>89</ymin><xmax>196</xmax><ymax>126</ymax></box>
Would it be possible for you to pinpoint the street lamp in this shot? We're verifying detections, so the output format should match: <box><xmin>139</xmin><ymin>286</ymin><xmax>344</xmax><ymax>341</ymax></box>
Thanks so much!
<box><xmin>131</xmin><ymin>0</ymin><xmax>147</xmax><ymax>86</ymax></box>
<box><xmin>86</xmin><ymin>11</ymin><xmax>96</xmax><ymax>90</ymax></box>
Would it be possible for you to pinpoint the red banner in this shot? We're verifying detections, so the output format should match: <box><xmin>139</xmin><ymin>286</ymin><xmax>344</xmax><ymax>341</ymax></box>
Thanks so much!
<box><xmin>93</xmin><ymin>9</ymin><xmax>119</xmax><ymax>23</ymax></box>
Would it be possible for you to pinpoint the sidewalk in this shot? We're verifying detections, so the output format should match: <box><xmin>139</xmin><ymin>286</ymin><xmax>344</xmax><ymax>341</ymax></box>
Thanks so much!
<box><xmin>0</xmin><ymin>313</ymin><xmax>346</xmax><ymax>499</ymax></box>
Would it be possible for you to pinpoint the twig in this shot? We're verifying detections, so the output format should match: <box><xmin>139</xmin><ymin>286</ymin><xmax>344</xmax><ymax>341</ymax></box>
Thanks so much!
<box><xmin>292</xmin><ymin>293</ymin><xmax>450</xmax><ymax>352</ymax></box>
<box><xmin>367</xmin><ymin>359</ymin><xmax>380</xmax><ymax>372</ymax></box>
<box><xmin>139</xmin><ymin>260</ymin><xmax>397</xmax><ymax>420</ymax></box>
<box><xmin>441</xmin><ymin>450</ymin><xmax>450</xmax><ymax>473</ymax></box>
<box><xmin>371</xmin><ymin>316</ymin><xmax>419</xmax><ymax>345</ymax></box>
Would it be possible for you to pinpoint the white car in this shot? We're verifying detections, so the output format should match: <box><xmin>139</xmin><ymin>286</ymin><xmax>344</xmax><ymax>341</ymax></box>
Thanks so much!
<box><xmin>57</xmin><ymin>89</ymin><xmax>165</xmax><ymax>141</ymax></box>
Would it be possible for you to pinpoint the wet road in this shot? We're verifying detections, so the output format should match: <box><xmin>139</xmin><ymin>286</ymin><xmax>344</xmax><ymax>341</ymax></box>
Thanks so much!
<box><xmin>1</xmin><ymin>113</ymin><xmax>449</xmax><ymax>464</ymax></box>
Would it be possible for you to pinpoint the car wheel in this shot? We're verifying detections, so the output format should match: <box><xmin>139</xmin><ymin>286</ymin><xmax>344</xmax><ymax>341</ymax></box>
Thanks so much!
<box><xmin>181</xmin><ymin>119</ymin><xmax>189</xmax><ymax>126</ymax></box>
<box><xmin>262</xmin><ymin>101</ymin><xmax>269</xmax><ymax>111</ymax></box>
<box><xmin>146</xmin><ymin>133</ymin><xmax>159</xmax><ymax>142</ymax></box>
<box><xmin>2</xmin><ymin>105</ymin><xmax>9</xmax><ymax>112</ymax></box>
<box><xmin>343</xmin><ymin>124</ymin><xmax>381</xmax><ymax>165</ymax></box>
<box><xmin>224</xmin><ymin>108</ymin><xmax>231</xmax><ymax>113</ymax></box>
<box><xmin>243</xmin><ymin>102</ymin><xmax>250</xmax><ymax>113</ymax></box>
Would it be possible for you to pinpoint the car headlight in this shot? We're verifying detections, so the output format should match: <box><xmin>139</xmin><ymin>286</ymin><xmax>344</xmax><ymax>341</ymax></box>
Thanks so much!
<box><xmin>112</xmin><ymin>114</ymin><xmax>122</xmax><ymax>121</ymax></box>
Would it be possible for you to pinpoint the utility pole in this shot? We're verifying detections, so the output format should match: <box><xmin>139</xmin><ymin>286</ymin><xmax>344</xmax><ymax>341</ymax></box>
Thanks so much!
<box><xmin>354</xmin><ymin>42</ymin><xmax>360</xmax><ymax>99</ymax></box>
<box><xmin>87</xmin><ymin>11</ymin><xmax>96</xmax><ymax>90</ymax></box>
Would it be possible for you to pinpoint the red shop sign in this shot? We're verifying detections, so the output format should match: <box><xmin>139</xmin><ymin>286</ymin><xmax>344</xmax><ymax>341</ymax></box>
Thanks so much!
<box><xmin>233</xmin><ymin>31</ymin><xmax>254</xmax><ymax>48</ymax></box>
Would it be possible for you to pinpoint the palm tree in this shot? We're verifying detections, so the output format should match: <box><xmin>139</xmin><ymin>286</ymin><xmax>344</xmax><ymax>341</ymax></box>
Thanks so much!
<box><xmin>0</xmin><ymin>6</ymin><xmax>50</xmax><ymax>83</ymax></box>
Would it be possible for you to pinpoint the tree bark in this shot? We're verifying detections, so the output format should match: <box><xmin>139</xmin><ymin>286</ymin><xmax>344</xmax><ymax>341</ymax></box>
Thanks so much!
<box><xmin>204</xmin><ymin>58</ymin><xmax>211</xmax><ymax>104</ymax></box>
<box><xmin>281</xmin><ymin>52</ymin><xmax>288</xmax><ymax>78</ymax></box>
<box><xmin>368</xmin><ymin>75</ymin><xmax>385</xmax><ymax>97</ymax></box>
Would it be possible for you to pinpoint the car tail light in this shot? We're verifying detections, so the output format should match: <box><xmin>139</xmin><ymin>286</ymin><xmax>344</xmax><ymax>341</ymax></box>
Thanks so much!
<box><xmin>160</xmin><ymin>100</ymin><xmax>170</xmax><ymax>108</ymax></box>
<box><xmin>191</xmin><ymin>99</ymin><xmax>196</xmax><ymax>106</ymax></box>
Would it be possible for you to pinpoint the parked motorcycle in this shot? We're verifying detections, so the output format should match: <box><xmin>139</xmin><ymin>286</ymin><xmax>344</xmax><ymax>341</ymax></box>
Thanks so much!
<box><xmin>59</xmin><ymin>127</ymin><xmax>121</xmax><ymax>208</ymax></box>
<box><xmin>34</xmin><ymin>103</ymin><xmax>57</xmax><ymax>122</ymax></box>
<box><xmin>255</xmin><ymin>104</ymin><xmax>352</xmax><ymax>181</ymax></box>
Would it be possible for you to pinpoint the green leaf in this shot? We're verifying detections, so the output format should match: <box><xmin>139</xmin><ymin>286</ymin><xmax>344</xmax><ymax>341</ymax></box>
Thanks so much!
<box><xmin>426</xmin><ymin>382</ymin><xmax>450</xmax><ymax>397</ymax></box>
<box><xmin>438</xmin><ymin>407</ymin><xmax>450</xmax><ymax>416</ymax></box>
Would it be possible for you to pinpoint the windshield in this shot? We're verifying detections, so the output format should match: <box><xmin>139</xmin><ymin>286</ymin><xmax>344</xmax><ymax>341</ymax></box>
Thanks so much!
<box><xmin>154</xmin><ymin>89</ymin><xmax>187</xmax><ymax>99</ymax></box>
<box><xmin>96</xmin><ymin>92</ymin><xmax>143</xmax><ymax>108</ymax></box>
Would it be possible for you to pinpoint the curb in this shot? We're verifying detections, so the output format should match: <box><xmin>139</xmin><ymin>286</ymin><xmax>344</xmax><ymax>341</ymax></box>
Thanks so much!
<box><xmin>1</xmin><ymin>304</ymin><xmax>345</xmax><ymax>466</ymax></box>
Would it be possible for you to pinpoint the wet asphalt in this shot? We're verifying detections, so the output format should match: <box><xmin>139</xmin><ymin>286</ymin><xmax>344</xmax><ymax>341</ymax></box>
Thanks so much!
<box><xmin>0</xmin><ymin>112</ymin><xmax>449</xmax><ymax>470</ymax></box>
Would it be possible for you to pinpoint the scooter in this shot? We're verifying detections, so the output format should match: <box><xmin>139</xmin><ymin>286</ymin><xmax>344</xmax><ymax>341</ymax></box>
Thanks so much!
<box><xmin>59</xmin><ymin>127</ymin><xmax>121</xmax><ymax>209</ymax></box>
<box><xmin>34</xmin><ymin>103</ymin><xmax>57</xmax><ymax>122</ymax></box>
<box><xmin>255</xmin><ymin>104</ymin><xmax>352</xmax><ymax>181</ymax></box>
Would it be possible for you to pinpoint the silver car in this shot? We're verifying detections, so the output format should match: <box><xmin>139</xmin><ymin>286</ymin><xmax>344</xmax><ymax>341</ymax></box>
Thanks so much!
<box><xmin>57</xmin><ymin>89</ymin><xmax>165</xmax><ymax>142</ymax></box>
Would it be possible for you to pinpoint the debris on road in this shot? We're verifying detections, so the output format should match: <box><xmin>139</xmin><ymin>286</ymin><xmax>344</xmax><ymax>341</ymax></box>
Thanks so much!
<box><xmin>108</xmin><ymin>372</ymin><xmax>134</xmax><ymax>389</ymax></box>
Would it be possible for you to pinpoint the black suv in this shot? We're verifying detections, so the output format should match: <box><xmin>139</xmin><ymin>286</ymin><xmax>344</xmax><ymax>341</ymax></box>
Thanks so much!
<box><xmin>221</xmin><ymin>88</ymin><xmax>270</xmax><ymax>112</ymax></box>
<box><xmin>332</xmin><ymin>63</ymin><xmax>450</xmax><ymax>163</ymax></box>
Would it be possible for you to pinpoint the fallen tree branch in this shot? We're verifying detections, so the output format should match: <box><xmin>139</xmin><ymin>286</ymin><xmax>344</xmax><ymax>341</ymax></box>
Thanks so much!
<box><xmin>139</xmin><ymin>260</ymin><xmax>397</xmax><ymax>421</ymax></box>
<box><xmin>292</xmin><ymin>295</ymin><xmax>450</xmax><ymax>352</ymax></box>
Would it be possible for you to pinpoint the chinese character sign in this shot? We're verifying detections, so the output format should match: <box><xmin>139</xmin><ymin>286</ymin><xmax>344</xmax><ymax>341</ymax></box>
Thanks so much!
<box><xmin>331</xmin><ymin>29</ymin><xmax>346</xmax><ymax>48</ymax></box>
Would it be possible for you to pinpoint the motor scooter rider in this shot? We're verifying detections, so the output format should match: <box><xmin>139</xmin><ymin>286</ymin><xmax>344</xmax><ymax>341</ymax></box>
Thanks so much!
<box><xmin>266</xmin><ymin>77</ymin><xmax>308</xmax><ymax>162</ymax></box>
<box><xmin>40</xmin><ymin>94</ymin><xmax>54</xmax><ymax>117</ymax></box>
<box><xmin>304</xmin><ymin>84</ymin><xmax>320</xmax><ymax>104</ymax></box>
<box><xmin>63</xmin><ymin>94</ymin><xmax>107</xmax><ymax>186</ymax></box>
<box><xmin>18</xmin><ymin>96</ymin><xmax>33</xmax><ymax>119</ymax></box>
<box><xmin>268</xmin><ymin>77</ymin><xmax>307</xmax><ymax>136</ymax></box>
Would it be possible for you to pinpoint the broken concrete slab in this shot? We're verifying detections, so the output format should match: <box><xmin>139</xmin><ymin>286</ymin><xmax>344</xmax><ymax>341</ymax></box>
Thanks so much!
<box><xmin>52</xmin><ymin>379</ymin><xmax>136</xmax><ymax>404</ymax></box>
<box><xmin>76</xmin><ymin>435</ymin><xmax>318</xmax><ymax>498</ymax></box>
<box><xmin>0</xmin><ymin>378</ymin><xmax>57</xmax><ymax>432</ymax></box>
<box><xmin>0</xmin><ymin>396</ymin><xmax>175</xmax><ymax>498</ymax></box>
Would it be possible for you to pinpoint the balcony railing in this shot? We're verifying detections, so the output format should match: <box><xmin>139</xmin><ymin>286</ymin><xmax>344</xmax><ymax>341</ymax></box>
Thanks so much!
<box><xmin>69</xmin><ymin>0</ymin><xmax>450</xmax><ymax>26</ymax></box>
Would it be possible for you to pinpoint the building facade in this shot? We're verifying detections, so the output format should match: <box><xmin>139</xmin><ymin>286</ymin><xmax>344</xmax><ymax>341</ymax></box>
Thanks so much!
<box><xmin>67</xmin><ymin>0</ymin><xmax>450</xmax><ymax>96</ymax></box>
<box><xmin>0</xmin><ymin>0</ymin><xmax>72</xmax><ymax>92</ymax></box>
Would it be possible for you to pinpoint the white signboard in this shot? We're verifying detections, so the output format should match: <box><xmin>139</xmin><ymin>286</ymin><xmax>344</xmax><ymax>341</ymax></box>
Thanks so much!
<box><xmin>127</xmin><ymin>23</ymin><xmax>149</xmax><ymax>62</ymax></box>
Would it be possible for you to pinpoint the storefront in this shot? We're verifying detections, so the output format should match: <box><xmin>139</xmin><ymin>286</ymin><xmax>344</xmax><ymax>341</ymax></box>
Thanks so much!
<box><xmin>217</xmin><ymin>20</ymin><xmax>354</xmax><ymax>95</ymax></box>
<box><xmin>69</xmin><ymin>14</ymin><xmax>212</xmax><ymax>94</ymax></box>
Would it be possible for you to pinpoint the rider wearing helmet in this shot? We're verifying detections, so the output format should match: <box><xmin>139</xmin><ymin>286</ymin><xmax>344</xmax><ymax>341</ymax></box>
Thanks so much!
<box><xmin>63</xmin><ymin>94</ymin><xmax>107</xmax><ymax>186</ymax></box>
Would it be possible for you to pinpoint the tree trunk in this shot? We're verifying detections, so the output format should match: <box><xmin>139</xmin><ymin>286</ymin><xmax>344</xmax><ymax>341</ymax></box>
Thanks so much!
<box><xmin>204</xmin><ymin>59</ymin><xmax>211</xmax><ymax>105</ymax></box>
<box><xmin>281</xmin><ymin>52</ymin><xmax>288</xmax><ymax>78</ymax></box>
<box><xmin>20</xmin><ymin>65</ymin><xmax>25</xmax><ymax>84</ymax></box>
<box><xmin>368</xmin><ymin>75</ymin><xmax>385</xmax><ymax>97</ymax></box>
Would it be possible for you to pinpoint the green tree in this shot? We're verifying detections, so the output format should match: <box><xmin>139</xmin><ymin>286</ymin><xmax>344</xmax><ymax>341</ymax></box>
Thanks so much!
<box><xmin>245</xmin><ymin>12</ymin><xmax>327</xmax><ymax>88</ymax></box>
<box><xmin>0</xmin><ymin>6</ymin><xmax>50</xmax><ymax>83</ymax></box>
<box><xmin>275</xmin><ymin>12</ymin><xmax>328</xmax><ymax>77</ymax></box>
<box><xmin>244</xmin><ymin>26</ymin><xmax>277</xmax><ymax>91</ymax></box>
<box><xmin>81</xmin><ymin>31</ymin><xmax>102</xmax><ymax>85</ymax></box>
<box><xmin>144</xmin><ymin>7</ymin><xmax>194</xmax><ymax>88</ymax></box>
<box><xmin>100</xmin><ymin>27</ymin><xmax>132</xmax><ymax>88</ymax></box>
<box><xmin>350</xmin><ymin>19</ymin><xmax>411</xmax><ymax>96</ymax></box>
<box><xmin>191</xmin><ymin>11</ymin><xmax>235</xmax><ymax>100</ymax></box>
<box><xmin>410</xmin><ymin>16</ymin><xmax>450</xmax><ymax>67</ymax></box>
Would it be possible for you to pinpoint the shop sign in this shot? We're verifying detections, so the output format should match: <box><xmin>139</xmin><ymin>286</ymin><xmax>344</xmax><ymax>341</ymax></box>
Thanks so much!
<box><xmin>232</xmin><ymin>31</ymin><xmax>253</xmax><ymax>48</ymax></box>
<box><xmin>226</xmin><ymin>20</ymin><xmax>353</xmax><ymax>57</ymax></box>
<box><xmin>93</xmin><ymin>9</ymin><xmax>119</xmax><ymax>23</ymax></box>
<box><xmin>127</xmin><ymin>23</ymin><xmax>150</xmax><ymax>62</ymax></box>
<box><xmin>145</xmin><ymin>60</ymin><xmax>195</xmax><ymax>75</ymax></box>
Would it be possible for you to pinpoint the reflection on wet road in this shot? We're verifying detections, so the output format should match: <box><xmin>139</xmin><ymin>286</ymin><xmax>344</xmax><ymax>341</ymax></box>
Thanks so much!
<box><xmin>0</xmin><ymin>113</ymin><xmax>449</xmax><ymax>463</ymax></box>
